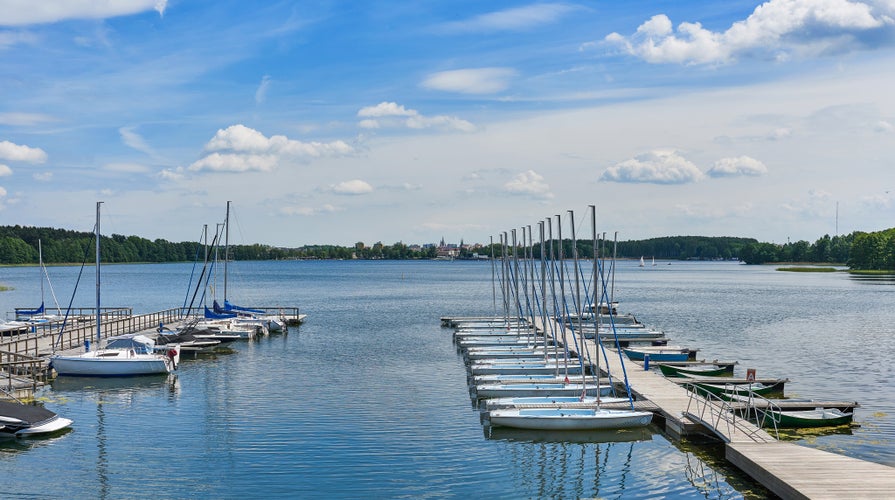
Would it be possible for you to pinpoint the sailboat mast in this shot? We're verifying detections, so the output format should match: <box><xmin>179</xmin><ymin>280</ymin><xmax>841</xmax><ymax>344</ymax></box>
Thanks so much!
<box><xmin>224</xmin><ymin>201</ymin><xmax>231</xmax><ymax>303</ymax></box>
<box><xmin>38</xmin><ymin>239</ymin><xmax>44</xmax><ymax>308</ymax></box>
<box><xmin>590</xmin><ymin>205</ymin><xmax>601</xmax><ymax>407</ymax></box>
<box><xmin>95</xmin><ymin>201</ymin><xmax>102</xmax><ymax>343</ymax></box>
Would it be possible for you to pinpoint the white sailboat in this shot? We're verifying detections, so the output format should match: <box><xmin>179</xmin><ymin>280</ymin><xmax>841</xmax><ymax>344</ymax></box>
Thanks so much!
<box><xmin>486</xmin><ymin>207</ymin><xmax>653</xmax><ymax>431</ymax></box>
<box><xmin>50</xmin><ymin>202</ymin><xmax>180</xmax><ymax>377</ymax></box>
<box><xmin>639</xmin><ymin>256</ymin><xmax>645</xmax><ymax>267</ymax></box>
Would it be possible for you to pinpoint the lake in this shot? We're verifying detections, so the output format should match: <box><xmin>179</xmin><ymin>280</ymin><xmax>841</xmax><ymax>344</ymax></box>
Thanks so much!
<box><xmin>0</xmin><ymin>259</ymin><xmax>892</xmax><ymax>498</ymax></box>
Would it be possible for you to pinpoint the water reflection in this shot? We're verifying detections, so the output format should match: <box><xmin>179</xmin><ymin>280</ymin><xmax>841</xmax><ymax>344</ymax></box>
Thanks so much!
<box><xmin>486</xmin><ymin>425</ymin><xmax>653</xmax><ymax>444</ymax></box>
<box><xmin>50</xmin><ymin>373</ymin><xmax>180</xmax><ymax>401</ymax></box>
<box><xmin>848</xmin><ymin>273</ymin><xmax>895</xmax><ymax>284</ymax></box>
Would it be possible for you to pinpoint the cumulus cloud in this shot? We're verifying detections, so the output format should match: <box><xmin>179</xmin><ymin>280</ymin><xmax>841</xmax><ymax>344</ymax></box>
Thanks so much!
<box><xmin>157</xmin><ymin>167</ymin><xmax>185</xmax><ymax>181</ymax></box>
<box><xmin>331</xmin><ymin>179</ymin><xmax>373</xmax><ymax>195</ymax></box>
<box><xmin>707</xmin><ymin>156</ymin><xmax>769</xmax><ymax>177</ymax></box>
<box><xmin>0</xmin><ymin>0</ymin><xmax>167</xmax><ymax>26</ymax></box>
<box><xmin>0</xmin><ymin>186</ymin><xmax>6</xmax><ymax>198</ymax></box>
<box><xmin>0</xmin><ymin>140</ymin><xmax>47</xmax><ymax>163</ymax></box>
<box><xmin>422</xmin><ymin>68</ymin><xmax>516</xmax><ymax>94</ymax></box>
<box><xmin>356</xmin><ymin>102</ymin><xmax>476</xmax><ymax>132</ymax></box>
<box><xmin>436</xmin><ymin>3</ymin><xmax>578</xmax><ymax>33</ymax></box>
<box><xmin>504</xmin><ymin>170</ymin><xmax>553</xmax><ymax>199</ymax></box>
<box><xmin>33</xmin><ymin>172</ymin><xmax>53</xmax><ymax>181</ymax></box>
<box><xmin>601</xmin><ymin>150</ymin><xmax>704</xmax><ymax>184</ymax></box>
<box><xmin>0</xmin><ymin>164</ymin><xmax>11</xmax><ymax>176</ymax></box>
<box><xmin>189</xmin><ymin>124</ymin><xmax>353</xmax><ymax>173</ymax></box>
<box><xmin>604</xmin><ymin>0</ymin><xmax>895</xmax><ymax>65</ymax></box>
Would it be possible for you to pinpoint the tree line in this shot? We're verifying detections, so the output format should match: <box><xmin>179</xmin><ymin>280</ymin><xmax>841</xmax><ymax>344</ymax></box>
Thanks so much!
<box><xmin>1</xmin><ymin>224</ymin><xmax>893</xmax><ymax>270</ymax></box>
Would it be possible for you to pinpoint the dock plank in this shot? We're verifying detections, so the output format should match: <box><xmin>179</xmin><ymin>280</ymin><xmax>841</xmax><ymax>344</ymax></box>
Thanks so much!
<box><xmin>727</xmin><ymin>441</ymin><xmax>895</xmax><ymax>500</ymax></box>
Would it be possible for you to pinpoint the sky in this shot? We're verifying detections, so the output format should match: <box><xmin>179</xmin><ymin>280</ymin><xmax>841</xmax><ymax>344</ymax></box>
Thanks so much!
<box><xmin>1</xmin><ymin>0</ymin><xmax>894</xmax><ymax>247</ymax></box>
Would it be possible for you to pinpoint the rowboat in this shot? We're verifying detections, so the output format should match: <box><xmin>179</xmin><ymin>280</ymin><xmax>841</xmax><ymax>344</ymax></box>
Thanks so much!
<box><xmin>691</xmin><ymin>380</ymin><xmax>786</xmax><ymax>398</ymax></box>
<box><xmin>623</xmin><ymin>346</ymin><xmax>692</xmax><ymax>362</ymax></box>
<box><xmin>658</xmin><ymin>363</ymin><xmax>732</xmax><ymax>377</ymax></box>
<box><xmin>760</xmin><ymin>408</ymin><xmax>854</xmax><ymax>428</ymax></box>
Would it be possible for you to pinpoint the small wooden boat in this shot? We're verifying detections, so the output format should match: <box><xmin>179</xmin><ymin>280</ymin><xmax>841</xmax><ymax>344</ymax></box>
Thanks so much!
<box><xmin>691</xmin><ymin>380</ymin><xmax>786</xmax><ymax>398</ymax></box>
<box><xmin>760</xmin><ymin>408</ymin><xmax>854</xmax><ymax>428</ymax></box>
<box><xmin>487</xmin><ymin>407</ymin><xmax>653</xmax><ymax>431</ymax></box>
<box><xmin>624</xmin><ymin>346</ymin><xmax>692</xmax><ymax>362</ymax></box>
<box><xmin>658</xmin><ymin>363</ymin><xmax>732</xmax><ymax>377</ymax></box>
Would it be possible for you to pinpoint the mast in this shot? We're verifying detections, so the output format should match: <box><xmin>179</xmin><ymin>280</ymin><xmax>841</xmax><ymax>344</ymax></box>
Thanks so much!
<box><xmin>224</xmin><ymin>201</ymin><xmax>231</xmax><ymax>302</ymax></box>
<box><xmin>95</xmin><ymin>201</ymin><xmax>102</xmax><ymax>343</ymax></box>
<box><xmin>590</xmin><ymin>205</ymin><xmax>601</xmax><ymax>409</ymax></box>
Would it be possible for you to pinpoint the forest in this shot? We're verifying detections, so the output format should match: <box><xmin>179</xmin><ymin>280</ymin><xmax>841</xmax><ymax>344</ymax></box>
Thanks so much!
<box><xmin>0</xmin><ymin>224</ymin><xmax>892</xmax><ymax>271</ymax></box>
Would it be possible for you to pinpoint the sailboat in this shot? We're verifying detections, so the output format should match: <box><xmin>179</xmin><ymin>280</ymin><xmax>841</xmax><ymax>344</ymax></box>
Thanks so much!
<box><xmin>216</xmin><ymin>201</ymin><xmax>287</xmax><ymax>332</ymax></box>
<box><xmin>639</xmin><ymin>256</ymin><xmax>645</xmax><ymax>267</ymax></box>
<box><xmin>50</xmin><ymin>202</ymin><xmax>180</xmax><ymax>377</ymax></box>
<box><xmin>486</xmin><ymin>207</ymin><xmax>653</xmax><ymax>431</ymax></box>
<box><xmin>16</xmin><ymin>240</ymin><xmax>62</xmax><ymax>325</ymax></box>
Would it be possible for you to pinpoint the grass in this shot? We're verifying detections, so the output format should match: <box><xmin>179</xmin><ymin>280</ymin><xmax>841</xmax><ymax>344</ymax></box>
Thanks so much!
<box><xmin>776</xmin><ymin>266</ymin><xmax>839</xmax><ymax>272</ymax></box>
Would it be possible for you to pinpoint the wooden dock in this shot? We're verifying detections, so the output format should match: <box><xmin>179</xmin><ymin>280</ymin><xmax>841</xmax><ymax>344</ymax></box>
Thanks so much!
<box><xmin>446</xmin><ymin>316</ymin><xmax>895</xmax><ymax>499</ymax></box>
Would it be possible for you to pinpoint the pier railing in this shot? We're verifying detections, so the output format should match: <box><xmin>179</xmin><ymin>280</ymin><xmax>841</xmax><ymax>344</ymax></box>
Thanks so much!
<box><xmin>682</xmin><ymin>383</ymin><xmax>776</xmax><ymax>443</ymax></box>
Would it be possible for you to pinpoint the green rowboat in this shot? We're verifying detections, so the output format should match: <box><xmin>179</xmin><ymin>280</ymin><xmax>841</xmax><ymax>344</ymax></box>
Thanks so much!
<box><xmin>760</xmin><ymin>408</ymin><xmax>854</xmax><ymax>428</ymax></box>
<box><xmin>658</xmin><ymin>364</ymin><xmax>732</xmax><ymax>378</ymax></box>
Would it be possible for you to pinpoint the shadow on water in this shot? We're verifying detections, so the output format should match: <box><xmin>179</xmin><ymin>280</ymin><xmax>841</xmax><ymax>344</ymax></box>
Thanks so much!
<box><xmin>485</xmin><ymin>425</ymin><xmax>654</xmax><ymax>444</ymax></box>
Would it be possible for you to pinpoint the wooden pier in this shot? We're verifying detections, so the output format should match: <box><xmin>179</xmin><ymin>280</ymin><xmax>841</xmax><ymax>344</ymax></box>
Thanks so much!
<box><xmin>1</xmin><ymin>305</ymin><xmax>305</xmax><ymax>399</ymax></box>
<box><xmin>445</xmin><ymin>316</ymin><xmax>895</xmax><ymax>499</ymax></box>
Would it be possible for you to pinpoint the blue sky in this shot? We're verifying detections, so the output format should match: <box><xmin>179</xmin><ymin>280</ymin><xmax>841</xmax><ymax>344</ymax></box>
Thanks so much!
<box><xmin>1</xmin><ymin>1</ymin><xmax>894</xmax><ymax>247</ymax></box>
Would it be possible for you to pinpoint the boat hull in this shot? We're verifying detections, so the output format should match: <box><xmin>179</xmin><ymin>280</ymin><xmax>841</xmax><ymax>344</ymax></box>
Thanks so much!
<box><xmin>658</xmin><ymin>364</ymin><xmax>732</xmax><ymax>377</ymax></box>
<box><xmin>51</xmin><ymin>353</ymin><xmax>172</xmax><ymax>376</ymax></box>
<box><xmin>762</xmin><ymin>409</ymin><xmax>854</xmax><ymax>428</ymax></box>
<box><xmin>488</xmin><ymin>408</ymin><xmax>653</xmax><ymax>431</ymax></box>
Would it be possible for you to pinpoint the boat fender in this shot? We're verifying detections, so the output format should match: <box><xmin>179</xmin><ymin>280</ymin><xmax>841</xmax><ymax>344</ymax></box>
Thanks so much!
<box><xmin>167</xmin><ymin>349</ymin><xmax>178</xmax><ymax>370</ymax></box>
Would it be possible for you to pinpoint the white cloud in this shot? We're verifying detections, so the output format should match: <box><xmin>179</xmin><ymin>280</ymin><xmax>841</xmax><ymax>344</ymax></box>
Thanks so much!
<box><xmin>255</xmin><ymin>75</ymin><xmax>272</xmax><ymax>104</ymax></box>
<box><xmin>0</xmin><ymin>164</ymin><xmax>11</xmax><ymax>176</ymax></box>
<box><xmin>104</xmin><ymin>162</ymin><xmax>151</xmax><ymax>173</ymax></box>
<box><xmin>331</xmin><ymin>179</ymin><xmax>373</xmax><ymax>195</ymax></box>
<box><xmin>189</xmin><ymin>124</ymin><xmax>353</xmax><ymax>173</ymax></box>
<box><xmin>604</xmin><ymin>0</ymin><xmax>895</xmax><ymax>65</ymax></box>
<box><xmin>33</xmin><ymin>172</ymin><xmax>53</xmax><ymax>182</ymax></box>
<box><xmin>119</xmin><ymin>126</ymin><xmax>155</xmax><ymax>156</ymax></box>
<box><xmin>876</xmin><ymin>120</ymin><xmax>894</xmax><ymax>132</ymax></box>
<box><xmin>279</xmin><ymin>204</ymin><xmax>340</xmax><ymax>216</ymax></box>
<box><xmin>0</xmin><ymin>112</ymin><xmax>55</xmax><ymax>126</ymax></box>
<box><xmin>356</xmin><ymin>102</ymin><xmax>476</xmax><ymax>132</ymax></box>
<box><xmin>0</xmin><ymin>140</ymin><xmax>47</xmax><ymax>163</ymax></box>
<box><xmin>157</xmin><ymin>167</ymin><xmax>185</xmax><ymax>181</ymax></box>
<box><xmin>781</xmin><ymin>189</ymin><xmax>835</xmax><ymax>217</ymax></box>
<box><xmin>707</xmin><ymin>156</ymin><xmax>769</xmax><ymax>177</ymax></box>
<box><xmin>436</xmin><ymin>3</ymin><xmax>578</xmax><ymax>32</ymax></box>
<box><xmin>0</xmin><ymin>0</ymin><xmax>167</xmax><ymax>26</ymax></box>
<box><xmin>600</xmin><ymin>150</ymin><xmax>704</xmax><ymax>184</ymax></box>
<box><xmin>422</xmin><ymin>68</ymin><xmax>516</xmax><ymax>94</ymax></box>
<box><xmin>504</xmin><ymin>169</ymin><xmax>553</xmax><ymax>199</ymax></box>
<box><xmin>357</xmin><ymin>102</ymin><xmax>417</xmax><ymax>118</ymax></box>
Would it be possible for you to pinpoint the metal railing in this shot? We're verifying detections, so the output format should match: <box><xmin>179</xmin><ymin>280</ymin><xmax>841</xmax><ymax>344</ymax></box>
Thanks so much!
<box><xmin>683</xmin><ymin>382</ymin><xmax>776</xmax><ymax>443</ymax></box>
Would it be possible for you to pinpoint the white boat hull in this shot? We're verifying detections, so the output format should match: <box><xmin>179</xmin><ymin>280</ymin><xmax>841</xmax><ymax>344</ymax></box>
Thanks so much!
<box><xmin>475</xmin><ymin>383</ymin><xmax>605</xmax><ymax>399</ymax></box>
<box><xmin>488</xmin><ymin>408</ymin><xmax>653</xmax><ymax>430</ymax></box>
<box><xmin>51</xmin><ymin>350</ymin><xmax>174</xmax><ymax>376</ymax></box>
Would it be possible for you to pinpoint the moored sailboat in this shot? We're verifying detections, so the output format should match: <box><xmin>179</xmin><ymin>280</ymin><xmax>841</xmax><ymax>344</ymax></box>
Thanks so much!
<box><xmin>50</xmin><ymin>202</ymin><xmax>180</xmax><ymax>377</ymax></box>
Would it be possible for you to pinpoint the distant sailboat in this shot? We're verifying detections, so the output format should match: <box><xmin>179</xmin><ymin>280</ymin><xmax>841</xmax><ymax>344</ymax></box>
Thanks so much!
<box><xmin>639</xmin><ymin>256</ymin><xmax>645</xmax><ymax>267</ymax></box>
<box><xmin>652</xmin><ymin>256</ymin><xmax>657</xmax><ymax>267</ymax></box>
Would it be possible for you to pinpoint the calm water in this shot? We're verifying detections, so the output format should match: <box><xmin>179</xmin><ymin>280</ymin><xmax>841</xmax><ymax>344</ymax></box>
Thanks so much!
<box><xmin>0</xmin><ymin>260</ymin><xmax>892</xmax><ymax>499</ymax></box>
